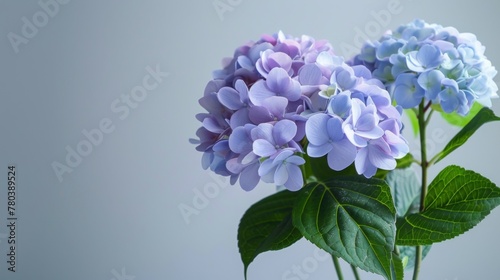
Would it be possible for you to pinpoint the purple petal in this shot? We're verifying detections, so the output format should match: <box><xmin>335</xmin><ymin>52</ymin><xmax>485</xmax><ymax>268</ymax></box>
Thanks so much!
<box><xmin>251</xmin><ymin>123</ymin><xmax>274</xmax><ymax>143</ymax></box>
<box><xmin>274</xmin><ymin>149</ymin><xmax>294</xmax><ymax>162</ymax></box>
<box><xmin>307</xmin><ymin>143</ymin><xmax>332</xmax><ymax>158</ymax></box>
<box><xmin>344</xmin><ymin>124</ymin><xmax>367</xmax><ymax>147</ymax></box>
<box><xmin>305</xmin><ymin>113</ymin><xmax>330</xmax><ymax>145</ymax></box>
<box><xmin>241</xmin><ymin>152</ymin><xmax>258</xmax><ymax>165</ymax></box>
<box><xmin>273</xmin><ymin>120</ymin><xmax>297</xmax><ymax>146</ymax></box>
<box><xmin>217</xmin><ymin>87</ymin><xmax>243</xmax><ymax>110</ymax></box>
<box><xmin>328</xmin><ymin>139</ymin><xmax>357</xmax><ymax>171</ymax></box>
<box><xmin>298</xmin><ymin>64</ymin><xmax>322</xmax><ymax>85</ymax></box>
<box><xmin>226</xmin><ymin>158</ymin><xmax>244</xmax><ymax>174</ymax></box>
<box><xmin>274</xmin><ymin>164</ymin><xmax>288</xmax><ymax>186</ymax></box>
<box><xmin>267</xmin><ymin>68</ymin><xmax>292</xmax><ymax>92</ymax></box>
<box><xmin>201</xmin><ymin>151</ymin><xmax>213</xmax><ymax>170</ymax></box>
<box><xmin>326</xmin><ymin>117</ymin><xmax>344</xmax><ymax>142</ymax></box>
<box><xmin>248</xmin><ymin>80</ymin><xmax>275</xmax><ymax>106</ymax></box>
<box><xmin>258</xmin><ymin>159</ymin><xmax>277</xmax><ymax>180</ymax></box>
<box><xmin>262</xmin><ymin>96</ymin><xmax>288</xmax><ymax>119</ymax></box>
<box><xmin>204</xmin><ymin>80</ymin><xmax>226</xmax><ymax>96</ymax></box>
<box><xmin>229</xmin><ymin>125</ymin><xmax>252</xmax><ymax>153</ymax></box>
<box><xmin>202</xmin><ymin>117</ymin><xmax>224</xmax><ymax>133</ymax></box>
<box><xmin>284</xmin><ymin>164</ymin><xmax>303</xmax><ymax>191</ymax></box>
<box><xmin>355</xmin><ymin>147</ymin><xmax>377</xmax><ymax>178</ymax></box>
<box><xmin>253</xmin><ymin>139</ymin><xmax>277</xmax><ymax>157</ymax></box>
<box><xmin>248</xmin><ymin>106</ymin><xmax>273</xmax><ymax>124</ymax></box>
<box><xmin>240</xmin><ymin>163</ymin><xmax>260</xmax><ymax>191</ymax></box>
<box><xmin>368</xmin><ymin>142</ymin><xmax>396</xmax><ymax>170</ymax></box>
<box><xmin>230</xmin><ymin>108</ymin><xmax>251</xmax><ymax>129</ymax></box>
<box><xmin>287</xmin><ymin>155</ymin><xmax>306</xmax><ymax>165</ymax></box>
<box><xmin>234</xmin><ymin>79</ymin><xmax>249</xmax><ymax>103</ymax></box>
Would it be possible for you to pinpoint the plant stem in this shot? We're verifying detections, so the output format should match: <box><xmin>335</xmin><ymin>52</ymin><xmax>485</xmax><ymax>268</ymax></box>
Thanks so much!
<box><xmin>351</xmin><ymin>264</ymin><xmax>361</xmax><ymax>280</ymax></box>
<box><xmin>331</xmin><ymin>255</ymin><xmax>344</xmax><ymax>280</ymax></box>
<box><xmin>413</xmin><ymin>101</ymin><xmax>429</xmax><ymax>280</ymax></box>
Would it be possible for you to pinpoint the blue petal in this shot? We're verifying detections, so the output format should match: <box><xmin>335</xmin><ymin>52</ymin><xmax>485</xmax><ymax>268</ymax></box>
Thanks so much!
<box><xmin>305</xmin><ymin>113</ymin><xmax>330</xmax><ymax>145</ymax></box>
<box><xmin>284</xmin><ymin>164</ymin><xmax>303</xmax><ymax>191</ymax></box>
<box><xmin>239</xmin><ymin>162</ymin><xmax>260</xmax><ymax>191</ymax></box>
<box><xmin>218</xmin><ymin>87</ymin><xmax>242</xmax><ymax>110</ymax></box>
<box><xmin>326</xmin><ymin>116</ymin><xmax>344</xmax><ymax>142</ymax></box>
<box><xmin>253</xmin><ymin>139</ymin><xmax>276</xmax><ymax>157</ymax></box>
<box><xmin>417</xmin><ymin>44</ymin><xmax>443</xmax><ymax>69</ymax></box>
<box><xmin>273</xmin><ymin>119</ymin><xmax>297</xmax><ymax>146</ymax></box>
<box><xmin>307</xmin><ymin>143</ymin><xmax>332</xmax><ymax>158</ymax></box>
<box><xmin>327</xmin><ymin>139</ymin><xmax>357</xmax><ymax>170</ymax></box>
<box><xmin>248</xmin><ymin>80</ymin><xmax>275</xmax><ymax>106</ymax></box>
<box><xmin>298</xmin><ymin>64</ymin><xmax>322</xmax><ymax>85</ymax></box>
<box><xmin>274</xmin><ymin>164</ymin><xmax>288</xmax><ymax>186</ymax></box>
<box><xmin>229</xmin><ymin>125</ymin><xmax>252</xmax><ymax>153</ymax></box>
<box><xmin>251</xmin><ymin>123</ymin><xmax>274</xmax><ymax>143</ymax></box>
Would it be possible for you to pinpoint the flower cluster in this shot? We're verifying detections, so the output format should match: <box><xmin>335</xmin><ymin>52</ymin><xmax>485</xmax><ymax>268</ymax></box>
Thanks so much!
<box><xmin>351</xmin><ymin>19</ymin><xmax>498</xmax><ymax>115</ymax></box>
<box><xmin>191</xmin><ymin>32</ymin><xmax>409</xmax><ymax>191</ymax></box>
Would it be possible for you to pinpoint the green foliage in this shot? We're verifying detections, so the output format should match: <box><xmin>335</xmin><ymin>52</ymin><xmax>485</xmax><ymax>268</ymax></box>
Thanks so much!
<box><xmin>396</xmin><ymin>165</ymin><xmax>500</xmax><ymax>246</ymax></box>
<box><xmin>238</xmin><ymin>190</ymin><xmax>302</xmax><ymax>278</ymax></box>
<box><xmin>292</xmin><ymin>177</ymin><xmax>400</xmax><ymax>280</ymax></box>
<box><xmin>434</xmin><ymin>107</ymin><xmax>500</xmax><ymax>163</ymax></box>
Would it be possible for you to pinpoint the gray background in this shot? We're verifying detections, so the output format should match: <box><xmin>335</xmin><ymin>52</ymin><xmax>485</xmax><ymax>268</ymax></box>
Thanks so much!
<box><xmin>1</xmin><ymin>0</ymin><xmax>499</xmax><ymax>279</ymax></box>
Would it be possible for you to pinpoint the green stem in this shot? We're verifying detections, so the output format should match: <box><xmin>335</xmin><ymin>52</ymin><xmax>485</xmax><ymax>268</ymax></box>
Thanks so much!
<box><xmin>351</xmin><ymin>264</ymin><xmax>361</xmax><ymax>280</ymax></box>
<box><xmin>413</xmin><ymin>101</ymin><xmax>429</xmax><ymax>280</ymax></box>
<box><xmin>331</xmin><ymin>255</ymin><xmax>344</xmax><ymax>280</ymax></box>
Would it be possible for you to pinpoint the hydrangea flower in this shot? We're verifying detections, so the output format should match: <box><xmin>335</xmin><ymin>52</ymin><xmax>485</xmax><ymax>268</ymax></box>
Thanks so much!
<box><xmin>350</xmin><ymin>19</ymin><xmax>498</xmax><ymax>115</ymax></box>
<box><xmin>192</xmin><ymin>31</ymin><xmax>409</xmax><ymax>191</ymax></box>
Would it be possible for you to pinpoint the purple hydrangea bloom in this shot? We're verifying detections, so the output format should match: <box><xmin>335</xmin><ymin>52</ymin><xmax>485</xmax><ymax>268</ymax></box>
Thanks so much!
<box><xmin>351</xmin><ymin>19</ymin><xmax>498</xmax><ymax>115</ymax></box>
<box><xmin>192</xmin><ymin>31</ymin><xmax>409</xmax><ymax>191</ymax></box>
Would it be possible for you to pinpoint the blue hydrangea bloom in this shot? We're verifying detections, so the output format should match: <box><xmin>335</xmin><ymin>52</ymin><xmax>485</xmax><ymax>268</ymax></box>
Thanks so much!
<box><xmin>351</xmin><ymin>19</ymin><xmax>498</xmax><ymax>115</ymax></box>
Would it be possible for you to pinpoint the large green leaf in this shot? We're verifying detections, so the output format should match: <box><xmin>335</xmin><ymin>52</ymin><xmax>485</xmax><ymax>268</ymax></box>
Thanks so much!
<box><xmin>238</xmin><ymin>190</ymin><xmax>302</xmax><ymax>277</ymax></box>
<box><xmin>434</xmin><ymin>107</ymin><xmax>500</xmax><ymax>163</ymax></box>
<box><xmin>396</xmin><ymin>165</ymin><xmax>500</xmax><ymax>245</ymax></box>
<box><xmin>292</xmin><ymin>177</ymin><xmax>399</xmax><ymax>280</ymax></box>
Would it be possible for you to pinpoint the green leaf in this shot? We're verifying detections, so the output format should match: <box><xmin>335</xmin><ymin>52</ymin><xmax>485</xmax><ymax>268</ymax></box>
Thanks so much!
<box><xmin>238</xmin><ymin>190</ymin><xmax>303</xmax><ymax>278</ymax></box>
<box><xmin>396</xmin><ymin>165</ymin><xmax>500</xmax><ymax>246</ymax></box>
<box><xmin>440</xmin><ymin>101</ymin><xmax>483</xmax><ymax>127</ymax></box>
<box><xmin>434</xmin><ymin>107</ymin><xmax>500</xmax><ymax>163</ymax></box>
<box><xmin>386</xmin><ymin>168</ymin><xmax>420</xmax><ymax>217</ymax></box>
<box><xmin>390</xmin><ymin>253</ymin><xmax>404</xmax><ymax>280</ymax></box>
<box><xmin>292</xmin><ymin>177</ymin><xmax>397</xmax><ymax>280</ymax></box>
